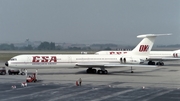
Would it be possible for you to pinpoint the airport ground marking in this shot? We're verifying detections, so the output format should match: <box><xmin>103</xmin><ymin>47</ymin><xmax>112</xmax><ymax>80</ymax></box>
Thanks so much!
<box><xmin>49</xmin><ymin>87</ymin><xmax>100</xmax><ymax>101</ymax></box>
<box><xmin>141</xmin><ymin>89</ymin><xmax>173</xmax><ymax>101</ymax></box>
<box><xmin>0</xmin><ymin>86</ymin><xmax>71</xmax><ymax>101</ymax></box>
<box><xmin>90</xmin><ymin>88</ymin><xmax>140</xmax><ymax>101</ymax></box>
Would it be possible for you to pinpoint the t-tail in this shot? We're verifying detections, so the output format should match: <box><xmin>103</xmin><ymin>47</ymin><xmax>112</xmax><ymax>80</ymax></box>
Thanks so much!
<box><xmin>131</xmin><ymin>34</ymin><xmax>171</xmax><ymax>56</ymax></box>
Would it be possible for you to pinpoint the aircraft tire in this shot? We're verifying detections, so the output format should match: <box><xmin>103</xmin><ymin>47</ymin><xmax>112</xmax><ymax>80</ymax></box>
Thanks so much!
<box><xmin>159</xmin><ymin>62</ymin><xmax>164</xmax><ymax>66</ymax></box>
<box><xmin>34</xmin><ymin>79</ymin><xmax>37</xmax><ymax>82</ymax></box>
<box><xmin>97</xmin><ymin>70</ymin><xmax>100</xmax><ymax>74</ymax></box>
<box><xmin>148</xmin><ymin>61</ymin><xmax>153</xmax><ymax>65</ymax></box>
<box><xmin>161</xmin><ymin>62</ymin><xmax>164</xmax><ymax>66</ymax></box>
<box><xmin>97</xmin><ymin>70</ymin><xmax>103</xmax><ymax>74</ymax></box>
<box><xmin>148</xmin><ymin>61</ymin><xmax>156</xmax><ymax>65</ymax></box>
<box><xmin>92</xmin><ymin>69</ymin><xmax>96</xmax><ymax>74</ymax></box>
<box><xmin>156</xmin><ymin>62</ymin><xmax>160</xmax><ymax>66</ymax></box>
<box><xmin>156</xmin><ymin>62</ymin><xmax>164</xmax><ymax>66</ymax></box>
<box><xmin>21</xmin><ymin>72</ymin><xmax>25</xmax><ymax>75</ymax></box>
<box><xmin>104</xmin><ymin>70</ymin><xmax>108</xmax><ymax>74</ymax></box>
<box><xmin>86</xmin><ymin>69</ymin><xmax>90</xmax><ymax>73</ymax></box>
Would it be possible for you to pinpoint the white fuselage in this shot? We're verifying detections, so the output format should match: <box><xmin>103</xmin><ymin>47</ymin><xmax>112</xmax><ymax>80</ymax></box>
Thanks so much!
<box><xmin>8</xmin><ymin>54</ymin><xmax>148</xmax><ymax>69</ymax></box>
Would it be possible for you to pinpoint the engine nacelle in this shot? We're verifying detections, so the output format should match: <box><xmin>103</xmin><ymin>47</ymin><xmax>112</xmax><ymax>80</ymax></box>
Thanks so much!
<box><xmin>120</xmin><ymin>57</ymin><xmax>144</xmax><ymax>64</ymax></box>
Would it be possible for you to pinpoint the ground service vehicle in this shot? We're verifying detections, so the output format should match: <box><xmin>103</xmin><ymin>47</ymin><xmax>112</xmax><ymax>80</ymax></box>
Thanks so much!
<box><xmin>8</xmin><ymin>69</ymin><xmax>20</xmax><ymax>75</ymax></box>
<box><xmin>26</xmin><ymin>73</ymin><xmax>37</xmax><ymax>83</ymax></box>
<box><xmin>0</xmin><ymin>67</ymin><xmax>6</xmax><ymax>75</ymax></box>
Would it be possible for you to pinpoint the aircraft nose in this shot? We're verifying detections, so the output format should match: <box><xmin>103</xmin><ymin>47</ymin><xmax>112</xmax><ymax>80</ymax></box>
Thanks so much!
<box><xmin>5</xmin><ymin>61</ymin><xmax>8</xmax><ymax>67</ymax></box>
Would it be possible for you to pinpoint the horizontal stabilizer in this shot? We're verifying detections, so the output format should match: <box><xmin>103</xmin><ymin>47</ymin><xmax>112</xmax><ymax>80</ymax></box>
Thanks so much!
<box><xmin>137</xmin><ymin>33</ymin><xmax>172</xmax><ymax>38</ymax></box>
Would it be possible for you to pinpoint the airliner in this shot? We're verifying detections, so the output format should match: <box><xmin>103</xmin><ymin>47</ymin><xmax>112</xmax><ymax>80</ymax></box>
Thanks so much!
<box><xmin>5</xmin><ymin>34</ymin><xmax>170</xmax><ymax>74</ymax></box>
<box><xmin>95</xmin><ymin>48</ymin><xmax>180</xmax><ymax>66</ymax></box>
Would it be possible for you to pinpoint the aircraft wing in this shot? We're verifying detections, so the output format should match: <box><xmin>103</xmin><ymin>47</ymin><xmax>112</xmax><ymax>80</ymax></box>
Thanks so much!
<box><xmin>147</xmin><ymin>57</ymin><xmax>180</xmax><ymax>61</ymax></box>
<box><xmin>76</xmin><ymin>63</ymin><xmax>157</xmax><ymax>68</ymax></box>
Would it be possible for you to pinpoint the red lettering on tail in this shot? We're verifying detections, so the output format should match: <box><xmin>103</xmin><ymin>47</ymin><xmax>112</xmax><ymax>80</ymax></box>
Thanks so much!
<box><xmin>139</xmin><ymin>45</ymin><xmax>149</xmax><ymax>52</ymax></box>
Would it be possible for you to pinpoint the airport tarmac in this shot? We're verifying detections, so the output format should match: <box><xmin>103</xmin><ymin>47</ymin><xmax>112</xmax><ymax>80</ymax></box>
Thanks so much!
<box><xmin>0</xmin><ymin>61</ymin><xmax>180</xmax><ymax>101</ymax></box>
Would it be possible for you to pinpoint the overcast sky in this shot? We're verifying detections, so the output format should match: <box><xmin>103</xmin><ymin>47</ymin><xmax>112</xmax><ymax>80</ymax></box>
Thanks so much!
<box><xmin>0</xmin><ymin>0</ymin><xmax>179</xmax><ymax>45</ymax></box>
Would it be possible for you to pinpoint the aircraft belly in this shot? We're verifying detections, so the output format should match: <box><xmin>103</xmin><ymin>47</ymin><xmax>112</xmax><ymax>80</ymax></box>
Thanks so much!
<box><xmin>51</xmin><ymin>63</ymin><xmax>76</xmax><ymax>68</ymax></box>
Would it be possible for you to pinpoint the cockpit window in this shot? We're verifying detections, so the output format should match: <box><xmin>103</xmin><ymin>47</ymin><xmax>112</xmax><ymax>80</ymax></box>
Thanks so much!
<box><xmin>10</xmin><ymin>58</ymin><xmax>17</xmax><ymax>61</ymax></box>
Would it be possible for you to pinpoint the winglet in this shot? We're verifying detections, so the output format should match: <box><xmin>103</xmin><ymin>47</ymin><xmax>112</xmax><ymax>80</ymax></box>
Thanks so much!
<box><xmin>137</xmin><ymin>33</ymin><xmax>172</xmax><ymax>38</ymax></box>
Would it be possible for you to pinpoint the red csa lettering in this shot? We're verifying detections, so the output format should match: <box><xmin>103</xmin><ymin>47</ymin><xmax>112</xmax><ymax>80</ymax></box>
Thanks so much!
<box><xmin>139</xmin><ymin>45</ymin><xmax>149</xmax><ymax>52</ymax></box>
<box><xmin>32</xmin><ymin>56</ymin><xmax>57</xmax><ymax>62</ymax></box>
<box><xmin>32</xmin><ymin>56</ymin><xmax>40</xmax><ymax>62</ymax></box>
<box><xmin>49</xmin><ymin>56</ymin><xmax>57</xmax><ymax>62</ymax></box>
<box><xmin>41</xmin><ymin>56</ymin><xmax>49</xmax><ymax>62</ymax></box>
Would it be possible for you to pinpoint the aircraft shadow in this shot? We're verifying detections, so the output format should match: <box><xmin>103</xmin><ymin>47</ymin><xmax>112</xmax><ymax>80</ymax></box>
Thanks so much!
<box><xmin>164</xmin><ymin>64</ymin><xmax>180</xmax><ymax>66</ymax></box>
<box><xmin>36</xmin><ymin>69</ymin><xmax>162</xmax><ymax>77</ymax></box>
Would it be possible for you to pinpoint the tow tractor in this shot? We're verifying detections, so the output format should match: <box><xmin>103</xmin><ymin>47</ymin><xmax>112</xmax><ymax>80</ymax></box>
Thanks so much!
<box><xmin>0</xmin><ymin>67</ymin><xmax>6</xmax><ymax>75</ymax></box>
<box><xmin>26</xmin><ymin>73</ymin><xmax>37</xmax><ymax>83</ymax></box>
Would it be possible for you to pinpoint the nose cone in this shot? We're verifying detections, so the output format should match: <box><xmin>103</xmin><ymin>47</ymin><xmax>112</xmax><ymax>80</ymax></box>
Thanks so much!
<box><xmin>5</xmin><ymin>61</ymin><xmax>8</xmax><ymax>67</ymax></box>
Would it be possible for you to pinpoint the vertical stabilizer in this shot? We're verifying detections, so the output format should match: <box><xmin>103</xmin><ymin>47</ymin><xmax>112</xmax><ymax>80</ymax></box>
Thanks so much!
<box><xmin>131</xmin><ymin>34</ymin><xmax>171</xmax><ymax>56</ymax></box>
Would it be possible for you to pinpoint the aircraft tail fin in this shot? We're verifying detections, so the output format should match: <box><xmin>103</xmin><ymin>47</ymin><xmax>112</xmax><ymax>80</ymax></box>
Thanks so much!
<box><xmin>131</xmin><ymin>34</ymin><xmax>171</xmax><ymax>56</ymax></box>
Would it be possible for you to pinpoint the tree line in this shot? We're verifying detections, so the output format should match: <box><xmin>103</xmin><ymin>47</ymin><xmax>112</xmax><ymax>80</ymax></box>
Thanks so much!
<box><xmin>0</xmin><ymin>42</ymin><xmax>95</xmax><ymax>51</ymax></box>
<box><xmin>0</xmin><ymin>41</ymin><xmax>130</xmax><ymax>51</ymax></box>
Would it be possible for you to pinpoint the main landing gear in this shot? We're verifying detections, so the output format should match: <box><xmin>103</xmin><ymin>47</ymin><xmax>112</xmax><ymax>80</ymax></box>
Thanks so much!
<box><xmin>86</xmin><ymin>67</ymin><xmax>134</xmax><ymax>74</ymax></box>
<box><xmin>148</xmin><ymin>61</ymin><xmax>155</xmax><ymax>65</ymax></box>
<box><xmin>156</xmin><ymin>62</ymin><xmax>164</xmax><ymax>66</ymax></box>
<box><xmin>86</xmin><ymin>68</ymin><xmax>97</xmax><ymax>74</ymax></box>
<box><xmin>97</xmin><ymin>68</ymin><xmax>108</xmax><ymax>74</ymax></box>
<box><xmin>148</xmin><ymin>61</ymin><xmax>164</xmax><ymax>66</ymax></box>
<box><xmin>86</xmin><ymin>68</ymin><xmax>108</xmax><ymax>74</ymax></box>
